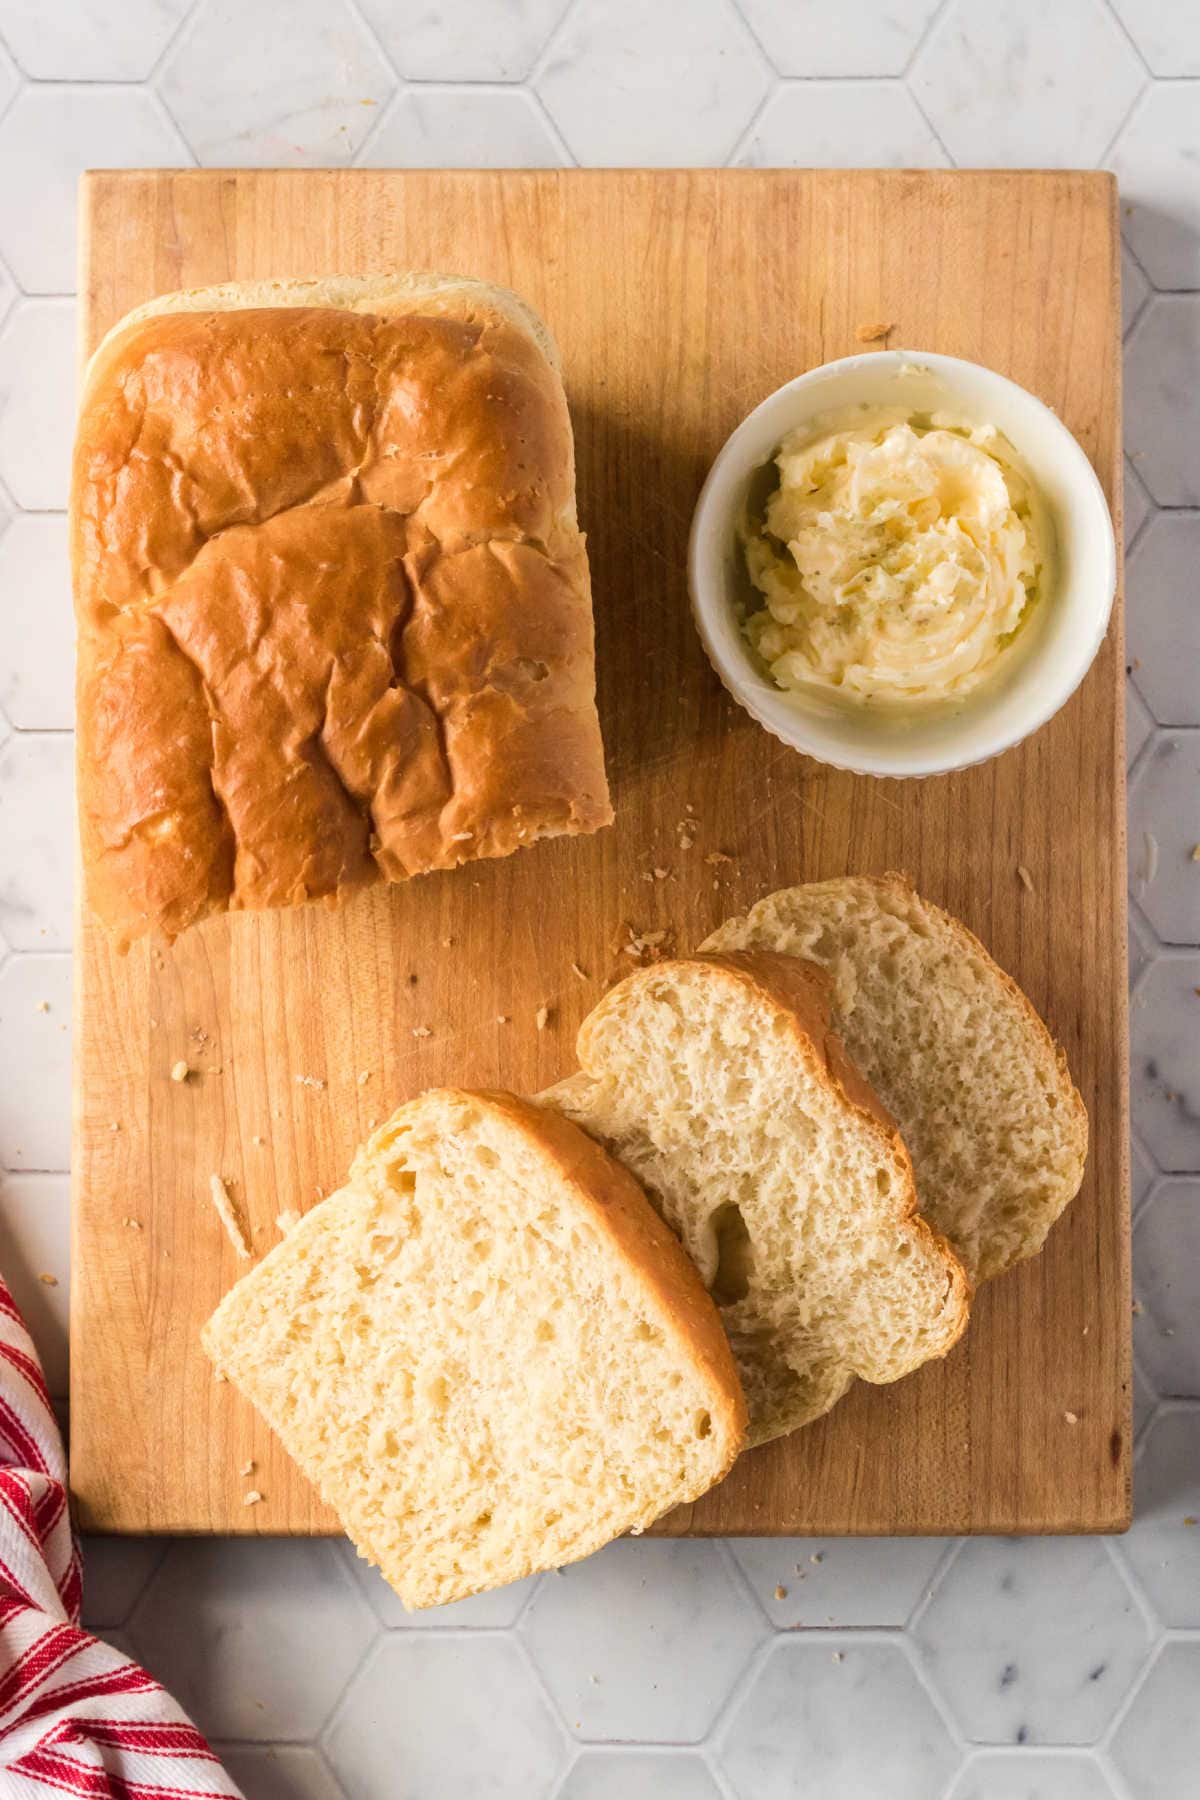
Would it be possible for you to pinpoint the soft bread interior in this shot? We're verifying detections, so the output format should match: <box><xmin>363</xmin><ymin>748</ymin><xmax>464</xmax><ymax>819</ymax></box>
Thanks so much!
<box><xmin>202</xmin><ymin>1089</ymin><xmax>742</xmax><ymax>1609</ymax></box>
<box><xmin>703</xmin><ymin>875</ymin><xmax>1088</xmax><ymax>1282</ymax></box>
<box><xmin>542</xmin><ymin>956</ymin><xmax>968</xmax><ymax>1446</ymax></box>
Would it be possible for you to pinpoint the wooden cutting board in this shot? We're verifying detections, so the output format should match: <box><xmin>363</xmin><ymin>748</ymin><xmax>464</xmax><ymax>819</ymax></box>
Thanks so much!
<box><xmin>71</xmin><ymin>168</ymin><xmax>1129</xmax><ymax>1537</ymax></box>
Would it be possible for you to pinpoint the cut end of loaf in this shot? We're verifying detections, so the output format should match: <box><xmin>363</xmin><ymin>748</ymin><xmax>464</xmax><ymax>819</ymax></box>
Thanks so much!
<box><xmin>202</xmin><ymin>1088</ymin><xmax>744</xmax><ymax>1610</ymax></box>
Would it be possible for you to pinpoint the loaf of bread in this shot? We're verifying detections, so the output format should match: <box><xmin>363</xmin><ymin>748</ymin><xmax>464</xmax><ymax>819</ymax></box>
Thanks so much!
<box><xmin>541</xmin><ymin>954</ymin><xmax>968</xmax><ymax>1446</ymax></box>
<box><xmin>704</xmin><ymin>874</ymin><xmax>1088</xmax><ymax>1282</ymax></box>
<box><xmin>202</xmin><ymin>1088</ymin><xmax>746</xmax><ymax>1609</ymax></box>
<box><xmin>71</xmin><ymin>274</ymin><xmax>612</xmax><ymax>946</ymax></box>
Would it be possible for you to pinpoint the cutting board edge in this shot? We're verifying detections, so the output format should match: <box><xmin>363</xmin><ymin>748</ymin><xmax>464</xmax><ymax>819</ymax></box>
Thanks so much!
<box><xmin>68</xmin><ymin>165</ymin><xmax>1131</xmax><ymax>1540</ymax></box>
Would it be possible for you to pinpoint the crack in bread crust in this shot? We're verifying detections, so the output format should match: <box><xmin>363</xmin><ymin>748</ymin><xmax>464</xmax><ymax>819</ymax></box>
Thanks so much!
<box><xmin>72</xmin><ymin>293</ymin><xmax>612</xmax><ymax>945</ymax></box>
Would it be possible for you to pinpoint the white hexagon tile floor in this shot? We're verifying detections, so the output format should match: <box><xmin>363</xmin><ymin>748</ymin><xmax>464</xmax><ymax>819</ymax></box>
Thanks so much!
<box><xmin>0</xmin><ymin>1</ymin><xmax>1197</xmax><ymax>1795</ymax></box>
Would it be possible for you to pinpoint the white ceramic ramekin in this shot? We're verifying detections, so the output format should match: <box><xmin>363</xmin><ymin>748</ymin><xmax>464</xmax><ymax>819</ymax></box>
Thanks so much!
<box><xmin>687</xmin><ymin>350</ymin><xmax>1117</xmax><ymax>779</ymax></box>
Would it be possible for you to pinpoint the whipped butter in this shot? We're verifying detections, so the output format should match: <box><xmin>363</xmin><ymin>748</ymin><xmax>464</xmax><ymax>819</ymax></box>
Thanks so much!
<box><xmin>741</xmin><ymin>409</ymin><xmax>1048</xmax><ymax>709</ymax></box>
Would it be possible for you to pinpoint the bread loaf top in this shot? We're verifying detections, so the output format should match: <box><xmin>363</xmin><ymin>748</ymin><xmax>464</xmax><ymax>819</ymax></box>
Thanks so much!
<box><xmin>71</xmin><ymin>274</ymin><xmax>611</xmax><ymax>946</ymax></box>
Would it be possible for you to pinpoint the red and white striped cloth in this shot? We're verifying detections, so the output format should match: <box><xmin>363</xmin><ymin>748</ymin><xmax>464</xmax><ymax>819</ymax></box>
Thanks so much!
<box><xmin>0</xmin><ymin>1277</ymin><xmax>242</xmax><ymax>1798</ymax></box>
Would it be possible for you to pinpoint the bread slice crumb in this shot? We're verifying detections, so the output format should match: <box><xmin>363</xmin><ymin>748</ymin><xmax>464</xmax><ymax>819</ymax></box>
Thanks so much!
<box><xmin>170</xmin><ymin>1060</ymin><xmax>190</xmax><ymax>1083</ymax></box>
<box><xmin>295</xmin><ymin>1073</ymin><xmax>326</xmax><ymax>1090</ymax></box>
<box><xmin>571</xmin><ymin>963</ymin><xmax>588</xmax><ymax>981</ymax></box>
<box><xmin>209</xmin><ymin>1174</ymin><xmax>252</xmax><ymax>1260</ymax></box>
<box><xmin>412</xmin><ymin>1026</ymin><xmax>432</xmax><ymax>1039</ymax></box>
<box><xmin>1064</xmin><ymin>1409</ymin><xmax>1079</xmax><ymax>1425</ymax></box>
<box><xmin>855</xmin><ymin>321</ymin><xmax>895</xmax><ymax>343</ymax></box>
<box><xmin>1016</xmin><ymin>865</ymin><xmax>1034</xmax><ymax>892</ymax></box>
<box><xmin>240</xmin><ymin>1459</ymin><xmax>256</xmax><ymax>1477</ymax></box>
<box><xmin>357</xmin><ymin>1070</ymin><xmax>372</xmax><ymax>1085</ymax></box>
<box><xmin>243</xmin><ymin>1489</ymin><xmax>263</xmax><ymax>1507</ymax></box>
<box><xmin>124</xmin><ymin>1217</ymin><xmax>142</xmax><ymax>1231</ymax></box>
<box><xmin>535</xmin><ymin>1005</ymin><xmax>551</xmax><ymax>1031</ymax></box>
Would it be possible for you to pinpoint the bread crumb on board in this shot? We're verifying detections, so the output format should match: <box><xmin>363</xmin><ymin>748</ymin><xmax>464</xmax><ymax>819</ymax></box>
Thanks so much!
<box><xmin>571</xmin><ymin>963</ymin><xmax>589</xmax><ymax>981</ymax></box>
<box><xmin>855</xmin><ymin>320</ymin><xmax>895</xmax><ymax>343</ymax></box>
<box><xmin>35</xmin><ymin>1000</ymin><xmax>49</xmax><ymax>1014</ymax></box>
<box><xmin>124</xmin><ymin>1217</ymin><xmax>142</xmax><ymax>1231</ymax></box>
<box><xmin>170</xmin><ymin>1060</ymin><xmax>190</xmax><ymax>1083</ymax></box>
<box><xmin>1016</xmin><ymin>865</ymin><xmax>1035</xmax><ymax>893</ymax></box>
<box><xmin>240</xmin><ymin>1459</ymin><xmax>256</xmax><ymax>1477</ymax></box>
<box><xmin>412</xmin><ymin>1025</ymin><xmax>432</xmax><ymax>1039</ymax></box>
<box><xmin>1064</xmin><ymin>1410</ymin><xmax>1079</xmax><ymax>1425</ymax></box>
<box><xmin>616</xmin><ymin>922</ymin><xmax>677</xmax><ymax>967</ymax></box>
<box><xmin>209</xmin><ymin>1174</ymin><xmax>252</xmax><ymax>1260</ymax></box>
<box><xmin>243</xmin><ymin>1489</ymin><xmax>263</xmax><ymax>1507</ymax></box>
<box><xmin>357</xmin><ymin>1070</ymin><xmax>372</xmax><ymax>1085</ymax></box>
<box><xmin>295</xmin><ymin>1073</ymin><xmax>326</xmax><ymax>1090</ymax></box>
<box><xmin>536</xmin><ymin>1004</ymin><xmax>551</xmax><ymax>1031</ymax></box>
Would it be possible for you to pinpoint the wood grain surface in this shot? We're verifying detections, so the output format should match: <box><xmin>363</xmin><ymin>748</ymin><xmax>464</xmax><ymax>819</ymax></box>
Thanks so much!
<box><xmin>71</xmin><ymin>168</ymin><xmax>1129</xmax><ymax>1537</ymax></box>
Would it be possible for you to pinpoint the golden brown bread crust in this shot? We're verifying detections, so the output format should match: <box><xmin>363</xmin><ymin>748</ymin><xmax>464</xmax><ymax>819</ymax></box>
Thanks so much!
<box><xmin>71</xmin><ymin>282</ymin><xmax>612</xmax><ymax>945</ymax></box>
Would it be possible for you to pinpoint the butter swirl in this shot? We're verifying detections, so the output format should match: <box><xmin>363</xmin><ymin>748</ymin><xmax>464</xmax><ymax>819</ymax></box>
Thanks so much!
<box><xmin>742</xmin><ymin>413</ymin><xmax>1044</xmax><ymax>708</ymax></box>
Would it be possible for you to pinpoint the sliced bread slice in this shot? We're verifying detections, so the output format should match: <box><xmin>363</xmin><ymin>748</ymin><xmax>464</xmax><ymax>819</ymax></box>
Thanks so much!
<box><xmin>541</xmin><ymin>954</ymin><xmax>969</xmax><ymax>1446</ymax></box>
<box><xmin>703</xmin><ymin>874</ymin><xmax>1088</xmax><ymax>1283</ymax></box>
<box><xmin>202</xmin><ymin>1088</ymin><xmax>746</xmax><ymax>1609</ymax></box>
